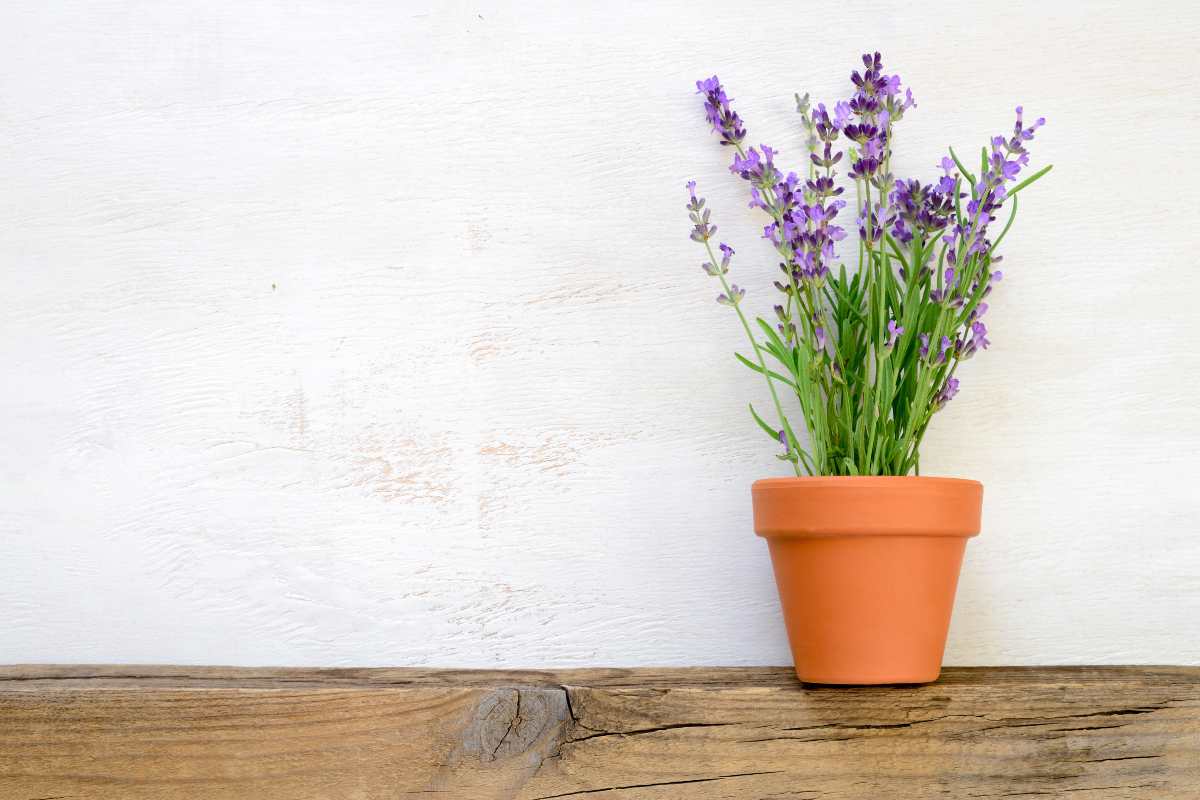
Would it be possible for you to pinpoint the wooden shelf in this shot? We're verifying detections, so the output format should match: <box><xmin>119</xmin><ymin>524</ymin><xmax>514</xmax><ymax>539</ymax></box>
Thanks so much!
<box><xmin>2</xmin><ymin>665</ymin><xmax>1197</xmax><ymax>798</ymax></box>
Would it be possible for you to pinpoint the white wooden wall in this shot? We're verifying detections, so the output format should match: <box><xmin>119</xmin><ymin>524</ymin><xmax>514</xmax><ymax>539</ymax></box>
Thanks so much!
<box><xmin>3</xmin><ymin>0</ymin><xmax>1198</xmax><ymax>666</ymax></box>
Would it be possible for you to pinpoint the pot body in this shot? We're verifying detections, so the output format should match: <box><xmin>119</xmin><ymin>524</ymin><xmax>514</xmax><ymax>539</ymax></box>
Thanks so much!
<box><xmin>753</xmin><ymin>477</ymin><xmax>982</xmax><ymax>685</ymax></box>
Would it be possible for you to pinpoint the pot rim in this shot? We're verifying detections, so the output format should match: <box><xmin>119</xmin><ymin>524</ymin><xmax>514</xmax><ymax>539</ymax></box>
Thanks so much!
<box><xmin>754</xmin><ymin>475</ymin><xmax>981</xmax><ymax>488</ymax></box>
<box><xmin>751</xmin><ymin>475</ymin><xmax>983</xmax><ymax>538</ymax></box>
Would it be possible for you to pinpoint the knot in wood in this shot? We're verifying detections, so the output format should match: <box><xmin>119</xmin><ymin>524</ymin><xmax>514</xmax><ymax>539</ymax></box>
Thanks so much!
<box><xmin>469</xmin><ymin>686</ymin><xmax>569</xmax><ymax>764</ymax></box>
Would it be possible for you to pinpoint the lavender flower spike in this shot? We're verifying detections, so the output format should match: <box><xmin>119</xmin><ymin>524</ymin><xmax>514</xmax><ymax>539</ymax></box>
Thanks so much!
<box><xmin>686</xmin><ymin>181</ymin><xmax>716</xmax><ymax>243</ymax></box>
<box><xmin>696</xmin><ymin>76</ymin><xmax>746</xmax><ymax>147</ymax></box>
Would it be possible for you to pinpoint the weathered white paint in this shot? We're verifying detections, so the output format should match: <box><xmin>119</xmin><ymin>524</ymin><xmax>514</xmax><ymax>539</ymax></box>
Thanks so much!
<box><xmin>2</xmin><ymin>0</ymin><xmax>1198</xmax><ymax>667</ymax></box>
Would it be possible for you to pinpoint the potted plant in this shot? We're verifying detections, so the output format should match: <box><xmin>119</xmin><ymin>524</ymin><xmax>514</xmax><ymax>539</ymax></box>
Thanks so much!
<box><xmin>686</xmin><ymin>53</ymin><xmax>1050</xmax><ymax>684</ymax></box>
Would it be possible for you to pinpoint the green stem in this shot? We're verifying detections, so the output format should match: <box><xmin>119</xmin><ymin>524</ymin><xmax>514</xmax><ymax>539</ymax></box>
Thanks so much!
<box><xmin>704</xmin><ymin>239</ymin><xmax>804</xmax><ymax>476</ymax></box>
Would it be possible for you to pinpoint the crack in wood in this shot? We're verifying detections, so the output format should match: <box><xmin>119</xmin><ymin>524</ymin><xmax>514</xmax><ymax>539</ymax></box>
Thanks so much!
<box><xmin>527</xmin><ymin>771</ymin><xmax>784</xmax><ymax>799</ymax></box>
<box><xmin>1073</xmin><ymin>754</ymin><xmax>1164</xmax><ymax>764</ymax></box>
<box><xmin>1047</xmin><ymin>724</ymin><xmax>1130</xmax><ymax>732</ymax></box>
<box><xmin>488</xmin><ymin>688</ymin><xmax>522</xmax><ymax>761</ymax></box>
<box><xmin>566</xmin><ymin>721</ymin><xmax>732</xmax><ymax>744</ymax></box>
<box><xmin>969</xmin><ymin>785</ymin><xmax>1164</xmax><ymax>798</ymax></box>
<box><xmin>742</xmin><ymin>713</ymin><xmax>989</xmax><ymax>742</ymax></box>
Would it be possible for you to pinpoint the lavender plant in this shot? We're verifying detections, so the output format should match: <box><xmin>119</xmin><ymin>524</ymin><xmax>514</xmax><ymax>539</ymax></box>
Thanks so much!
<box><xmin>687</xmin><ymin>53</ymin><xmax>1050</xmax><ymax>476</ymax></box>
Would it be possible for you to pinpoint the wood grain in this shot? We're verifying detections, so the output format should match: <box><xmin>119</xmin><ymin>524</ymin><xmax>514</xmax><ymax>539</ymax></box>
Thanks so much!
<box><xmin>1</xmin><ymin>666</ymin><xmax>1197</xmax><ymax>798</ymax></box>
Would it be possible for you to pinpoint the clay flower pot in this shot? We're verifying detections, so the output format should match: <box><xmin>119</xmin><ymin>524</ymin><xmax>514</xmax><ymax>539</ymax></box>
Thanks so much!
<box><xmin>752</xmin><ymin>476</ymin><xmax>982</xmax><ymax>685</ymax></box>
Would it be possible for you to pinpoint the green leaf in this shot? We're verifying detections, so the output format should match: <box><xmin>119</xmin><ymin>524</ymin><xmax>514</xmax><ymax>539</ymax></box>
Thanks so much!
<box><xmin>735</xmin><ymin>352</ymin><xmax>798</xmax><ymax>388</ymax></box>
<box><xmin>991</xmin><ymin>194</ymin><xmax>1019</xmax><ymax>251</ymax></box>
<box><xmin>948</xmin><ymin>146</ymin><xmax>977</xmax><ymax>186</ymax></box>
<box><xmin>794</xmin><ymin>446</ymin><xmax>817</xmax><ymax>475</ymax></box>
<box><xmin>1008</xmin><ymin>163</ymin><xmax>1053</xmax><ymax>198</ymax></box>
<box><xmin>756</xmin><ymin>316</ymin><xmax>785</xmax><ymax>351</ymax></box>
<box><xmin>748</xmin><ymin>402</ymin><xmax>782</xmax><ymax>441</ymax></box>
<box><xmin>754</xmin><ymin>318</ymin><xmax>797</xmax><ymax>375</ymax></box>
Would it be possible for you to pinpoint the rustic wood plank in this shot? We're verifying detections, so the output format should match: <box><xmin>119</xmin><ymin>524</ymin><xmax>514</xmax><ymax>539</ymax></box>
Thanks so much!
<box><xmin>1</xmin><ymin>666</ymin><xmax>1197</xmax><ymax>799</ymax></box>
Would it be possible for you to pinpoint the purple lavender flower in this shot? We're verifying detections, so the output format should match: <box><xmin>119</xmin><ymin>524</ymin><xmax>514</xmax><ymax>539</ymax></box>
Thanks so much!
<box><xmin>811</xmin><ymin>103</ymin><xmax>841</xmax><ymax>142</ymax></box>
<box><xmin>885</xmin><ymin>319</ymin><xmax>904</xmax><ymax>348</ymax></box>
<box><xmin>806</xmin><ymin>175</ymin><xmax>844</xmax><ymax>199</ymax></box>
<box><xmin>929</xmin><ymin>265</ymin><xmax>961</xmax><ymax>304</ymax></box>
<box><xmin>937</xmin><ymin>335</ymin><xmax>952</xmax><ymax>363</ymax></box>
<box><xmin>890</xmin><ymin>178</ymin><xmax>955</xmax><ymax>246</ymax></box>
<box><xmin>971</xmin><ymin>320</ymin><xmax>990</xmax><ymax>349</ymax></box>
<box><xmin>937</xmin><ymin>157</ymin><xmax>958</xmax><ymax>194</ymax></box>
<box><xmin>848</xmin><ymin>156</ymin><xmax>881</xmax><ymax>179</ymax></box>
<box><xmin>686</xmin><ymin>181</ymin><xmax>716</xmax><ymax>243</ymax></box>
<box><xmin>810</xmin><ymin>142</ymin><xmax>843</xmax><ymax>169</ymax></box>
<box><xmin>730</xmin><ymin>147</ymin><xmax>762</xmax><ymax>179</ymax></box>
<box><xmin>696</xmin><ymin>76</ymin><xmax>746</xmax><ymax>147</ymax></box>
<box><xmin>949</xmin><ymin>106</ymin><xmax>1047</xmax><ymax>259</ymax></box>
<box><xmin>848</xmin><ymin>93</ymin><xmax>880</xmax><ymax>117</ymax></box>
<box><xmin>833</xmin><ymin>101</ymin><xmax>852</xmax><ymax>129</ymax></box>
<box><xmin>694</xmin><ymin>88</ymin><xmax>849</xmax><ymax>292</ymax></box>
<box><xmin>934</xmin><ymin>376</ymin><xmax>960</xmax><ymax>409</ymax></box>
<box><xmin>857</xmin><ymin>202</ymin><xmax>883</xmax><ymax>243</ymax></box>
<box><xmin>850</xmin><ymin>52</ymin><xmax>885</xmax><ymax>96</ymax></box>
<box><xmin>702</xmin><ymin>242</ymin><xmax>734</xmax><ymax>276</ymax></box>
<box><xmin>840</xmin><ymin>51</ymin><xmax>914</xmax><ymax>191</ymax></box>
<box><xmin>994</xmin><ymin>152</ymin><xmax>1021</xmax><ymax>180</ymax></box>
<box><xmin>844</xmin><ymin>123</ymin><xmax>878</xmax><ymax>144</ymax></box>
<box><xmin>957</xmin><ymin>321</ymin><xmax>990</xmax><ymax>358</ymax></box>
<box><xmin>716</xmin><ymin>284</ymin><xmax>746</xmax><ymax>306</ymax></box>
<box><xmin>689</xmin><ymin>186</ymin><xmax>747</xmax><ymax>304</ymax></box>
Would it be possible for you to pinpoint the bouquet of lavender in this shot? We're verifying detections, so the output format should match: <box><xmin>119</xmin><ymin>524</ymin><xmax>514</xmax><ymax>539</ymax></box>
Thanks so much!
<box><xmin>687</xmin><ymin>52</ymin><xmax>1050</xmax><ymax>476</ymax></box>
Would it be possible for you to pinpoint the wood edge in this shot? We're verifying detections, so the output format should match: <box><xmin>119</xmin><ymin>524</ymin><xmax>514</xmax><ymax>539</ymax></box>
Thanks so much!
<box><xmin>1</xmin><ymin>664</ymin><xmax>1197</xmax><ymax>691</ymax></box>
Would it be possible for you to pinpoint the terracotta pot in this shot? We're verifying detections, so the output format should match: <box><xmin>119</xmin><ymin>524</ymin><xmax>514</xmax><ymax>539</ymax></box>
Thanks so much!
<box><xmin>752</xmin><ymin>476</ymin><xmax>982</xmax><ymax>685</ymax></box>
